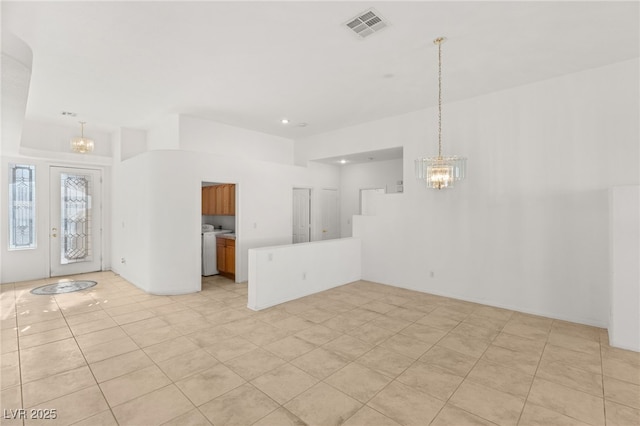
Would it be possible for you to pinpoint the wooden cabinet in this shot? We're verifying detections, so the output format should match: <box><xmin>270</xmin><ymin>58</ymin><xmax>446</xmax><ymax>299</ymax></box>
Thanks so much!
<box><xmin>216</xmin><ymin>237</ymin><xmax>235</xmax><ymax>280</ymax></box>
<box><xmin>202</xmin><ymin>186</ymin><xmax>210</xmax><ymax>214</ymax></box>
<box><xmin>215</xmin><ymin>185</ymin><xmax>224</xmax><ymax>213</ymax></box>
<box><xmin>229</xmin><ymin>186</ymin><xmax>235</xmax><ymax>215</ymax></box>
<box><xmin>216</xmin><ymin>238</ymin><xmax>225</xmax><ymax>273</ymax></box>
<box><xmin>224</xmin><ymin>240</ymin><xmax>235</xmax><ymax>275</ymax></box>
<box><xmin>208</xmin><ymin>186</ymin><xmax>217</xmax><ymax>213</ymax></box>
<box><xmin>202</xmin><ymin>184</ymin><xmax>235</xmax><ymax>215</ymax></box>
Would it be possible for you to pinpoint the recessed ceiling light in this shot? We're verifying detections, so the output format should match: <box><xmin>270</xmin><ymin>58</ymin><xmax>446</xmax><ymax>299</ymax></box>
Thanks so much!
<box><xmin>281</xmin><ymin>118</ymin><xmax>289</xmax><ymax>124</ymax></box>
<box><xmin>297</xmin><ymin>122</ymin><xmax>308</xmax><ymax>127</ymax></box>
<box><xmin>340</xmin><ymin>159</ymin><xmax>347</xmax><ymax>164</ymax></box>
<box><xmin>61</xmin><ymin>111</ymin><xmax>77</xmax><ymax>117</ymax></box>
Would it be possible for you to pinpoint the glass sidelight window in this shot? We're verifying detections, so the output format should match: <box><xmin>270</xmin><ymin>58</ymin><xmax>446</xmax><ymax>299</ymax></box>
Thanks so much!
<box><xmin>8</xmin><ymin>164</ymin><xmax>36</xmax><ymax>250</ymax></box>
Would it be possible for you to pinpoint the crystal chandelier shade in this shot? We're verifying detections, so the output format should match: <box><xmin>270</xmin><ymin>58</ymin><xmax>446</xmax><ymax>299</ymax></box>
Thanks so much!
<box><xmin>415</xmin><ymin>155</ymin><xmax>466</xmax><ymax>189</ymax></box>
<box><xmin>70</xmin><ymin>122</ymin><xmax>94</xmax><ymax>154</ymax></box>
<box><xmin>415</xmin><ymin>37</ymin><xmax>467</xmax><ymax>190</ymax></box>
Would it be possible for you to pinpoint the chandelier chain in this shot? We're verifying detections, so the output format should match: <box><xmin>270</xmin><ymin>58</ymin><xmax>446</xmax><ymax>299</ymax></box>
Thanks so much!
<box><xmin>437</xmin><ymin>39</ymin><xmax>442</xmax><ymax>159</ymax></box>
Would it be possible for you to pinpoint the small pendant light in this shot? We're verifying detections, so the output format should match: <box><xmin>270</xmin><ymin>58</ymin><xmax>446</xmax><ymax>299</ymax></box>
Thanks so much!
<box><xmin>70</xmin><ymin>121</ymin><xmax>95</xmax><ymax>154</ymax></box>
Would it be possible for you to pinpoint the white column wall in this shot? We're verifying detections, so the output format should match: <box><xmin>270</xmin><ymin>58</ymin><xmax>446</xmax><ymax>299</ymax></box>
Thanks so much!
<box><xmin>609</xmin><ymin>186</ymin><xmax>640</xmax><ymax>351</ymax></box>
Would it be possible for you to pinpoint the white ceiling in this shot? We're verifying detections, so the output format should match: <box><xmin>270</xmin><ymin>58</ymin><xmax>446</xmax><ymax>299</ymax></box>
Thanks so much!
<box><xmin>3</xmin><ymin>1</ymin><xmax>638</xmax><ymax>139</ymax></box>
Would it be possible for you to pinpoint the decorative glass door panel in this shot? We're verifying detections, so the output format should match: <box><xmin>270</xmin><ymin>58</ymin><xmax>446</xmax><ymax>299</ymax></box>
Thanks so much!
<box><xmin>50</xmin><ymin>167</ymin><xmax>102</xmax><ymax>277</ymax></box>
<box><xmin>60</xmin><ymin>172</ymin><xmax>92</xmax><ymax>264</ymax></box>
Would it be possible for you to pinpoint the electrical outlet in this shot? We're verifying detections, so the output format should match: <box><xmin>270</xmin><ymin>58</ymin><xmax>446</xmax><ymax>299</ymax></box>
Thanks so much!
<box><xmin>121</xmin><ymin>258</ymin><xmax>126</xmax><ymax>264</ymax></box>
<box><xmin>302</xmin><ymin>272</ymin><xmax>306</xmax><ymax>280</ymax></box>
<box><xmin>430</xmin><ymin>271</ymin><xmax>434</xmax><ymax>278</ymax></box>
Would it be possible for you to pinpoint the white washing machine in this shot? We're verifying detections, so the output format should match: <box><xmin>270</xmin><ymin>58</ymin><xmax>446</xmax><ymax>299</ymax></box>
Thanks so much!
<box><xmin>202</xmin><ymin>225</ymin><xmax>232</xmax><ymax>276</ymax></box>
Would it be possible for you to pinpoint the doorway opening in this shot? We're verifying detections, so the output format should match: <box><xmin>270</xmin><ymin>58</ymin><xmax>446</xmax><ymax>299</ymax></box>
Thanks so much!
<box><xmin>320</xmin><ymin>188</ymin><xmax>339</xmax><ymax>240</ymax></box>
<box><xmin>292</xmin><ymin>188</ymin><xmax>311</xmax><ymax>243</ymax></box>
<box><xmin>201</xmin><ymin>181</ymin><xmax>238</xmax><ymax>282</ymax></box>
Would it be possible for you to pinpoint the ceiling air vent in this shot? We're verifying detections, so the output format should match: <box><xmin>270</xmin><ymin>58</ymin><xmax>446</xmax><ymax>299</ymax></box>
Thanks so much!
<box><xmin>344</xmin><ymin>8</ymin><xmax>389</xmax><ymax>39</ymax></box>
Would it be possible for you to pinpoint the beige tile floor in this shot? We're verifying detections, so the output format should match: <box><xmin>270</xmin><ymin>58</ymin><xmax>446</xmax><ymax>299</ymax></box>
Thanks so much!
<box><xmin>1</xmin><ymin>271</ymin><xmax>639</xmax><ymax>426</ymax></box>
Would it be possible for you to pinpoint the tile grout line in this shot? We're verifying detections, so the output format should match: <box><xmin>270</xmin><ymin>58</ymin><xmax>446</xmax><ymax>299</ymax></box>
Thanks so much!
<box><xmin>56</xmin><ymin>279</ymin><xmax>121</xmax><ymax>426</ymax></box>
<box><xmin>517</xmin><ymin>319</ymin><xmax>608</xmax><ymax>426</ymax></box>
<box><xmin>12</xmin><ymin>283</ymin><xmax>26</xmax><ymax>426</ymax></box>
<box><xmin>260</xmin><ymin>298</ymin><xmax>405</xmax><ymax>425</ymax></box>
<box><xmin>110</xmin><ymin>279</ymin><xmax>263</xmax><ymax>426</ymax></box>
<box><xmin>161</xmin><ymin>283</ymin><xmax>282</xmax><ymax>426</ymax></box>
<box><xmin>514</xmin><ymin>325</ymin><xmax>549</xmax><ymax>426</ymax></box>
<box><xmin>425</xmin><ymin>309</ymin><xmax>508</xmax><ymax>426</ymax></box>
<box><xmin>240</xmin><ymin>295</ymin><xmax>421</xmax><ymax>425</ymax></box>
<box><xmin>326</xmin><ymin>302</ymin><xmax>494</xmax><ymax>425</ymax></box>
<box><xmin>600</xmin><ymin>332</ymin><xmax>608</xmax><ymax>426</ymax></box>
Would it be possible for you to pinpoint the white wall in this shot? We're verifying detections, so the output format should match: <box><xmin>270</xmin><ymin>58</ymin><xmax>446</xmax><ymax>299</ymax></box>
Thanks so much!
<box><xmin>111</xmin><ymin>117</ymin><xmax>338</xmax><ymax>294</ymax></box>
<box><xmin>120</xmin><ymin>128</ymin><xmax>147</xmax><ymax>161</ymax></box>
<box><xmin>248</xmin><ymin>238</ymin><xmax>361</xmax><ymax>310</ymax></box>
<box><xmin>1</xmin><ymin>33</ymin><xmax>32</xmax><ymax>157</ymax></box>
<box><xmin>110</xmin><ymin>153</ymin><xmax>153</xmax><ymax>290</ymax></box>
<box><xmin>20</xmin><ymin>120</ymin><xmax>113</xmax><ymax>158</ymax></box>
<box><xmin>295</xmin><ymin>112</ymin><xmax>421</xmax><ymax>167</ymax></box>
<box><xmin>339</xmin><ymin>159</ymin><xmax>403</xmax><ymax>237</ymax></box>
<box><xmin>180</xmin><ymin>115</ymin><xmax>294</xmax><ymax>165</ymax></box>
<box><xmin>146</xmin><ymin>115</ymin><xmax>180</xmax><ymax>150</ymax></box>
<box><xmin>301</xmin><ymin>58</ymin><xmax>639</xmax><ymax>327</ymax></box>
<box><xmin>609</xmin><ymin>186</ymin><xmax>640</xmax><ymax>351</ymax></box>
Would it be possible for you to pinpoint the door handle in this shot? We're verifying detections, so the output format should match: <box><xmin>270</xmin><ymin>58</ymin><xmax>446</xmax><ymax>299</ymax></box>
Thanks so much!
<box><xmin>322</xmin><ymin>229</ymin><xmax>327</xmax><ymax>233</ymax></box>
<box><xmin>52</xmin><ymin>234</ymin><xmax>57</xmax><ymax>238</ymax></box>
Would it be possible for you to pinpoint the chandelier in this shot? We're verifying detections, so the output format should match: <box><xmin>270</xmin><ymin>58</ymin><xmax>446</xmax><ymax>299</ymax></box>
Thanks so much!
<box><xmin>70</xmin><ymin>121</ymin><xmax>94</xmax><ymax>153</ymax></box>
<box><xmin>415</xmin><ymin>37</ymin><xmax>466</xmax><ymax>189</ymax></box>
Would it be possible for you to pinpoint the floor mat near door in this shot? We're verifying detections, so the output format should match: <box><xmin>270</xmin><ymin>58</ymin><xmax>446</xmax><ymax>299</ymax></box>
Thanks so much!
<box><xmin>31</xmin><ymin>280</ymin><xmax>97</xmax><ymax>295</ymax></box>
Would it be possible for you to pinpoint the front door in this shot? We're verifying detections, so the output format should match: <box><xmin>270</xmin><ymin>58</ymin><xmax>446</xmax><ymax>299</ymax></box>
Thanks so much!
<box><xmin>49</xmin><ymin>167</ymin><xmax>102</xmax><ymax>277</ymax></box>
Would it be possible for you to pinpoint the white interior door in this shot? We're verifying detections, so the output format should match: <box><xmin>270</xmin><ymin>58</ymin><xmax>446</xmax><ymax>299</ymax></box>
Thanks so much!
<box><xmin>50</xmin><ymin>167</ymin><xmax>102</xmax><ymax>277</ymax></box>
<box><xmin>321</xmin><ymin>188</ymin><xmax>339</xmax><ymax>240</ymax></box>
<box><xmin>292</xmin><ymin>188</ymin><xmax>311</xmax><ymax>243</ymax></box>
